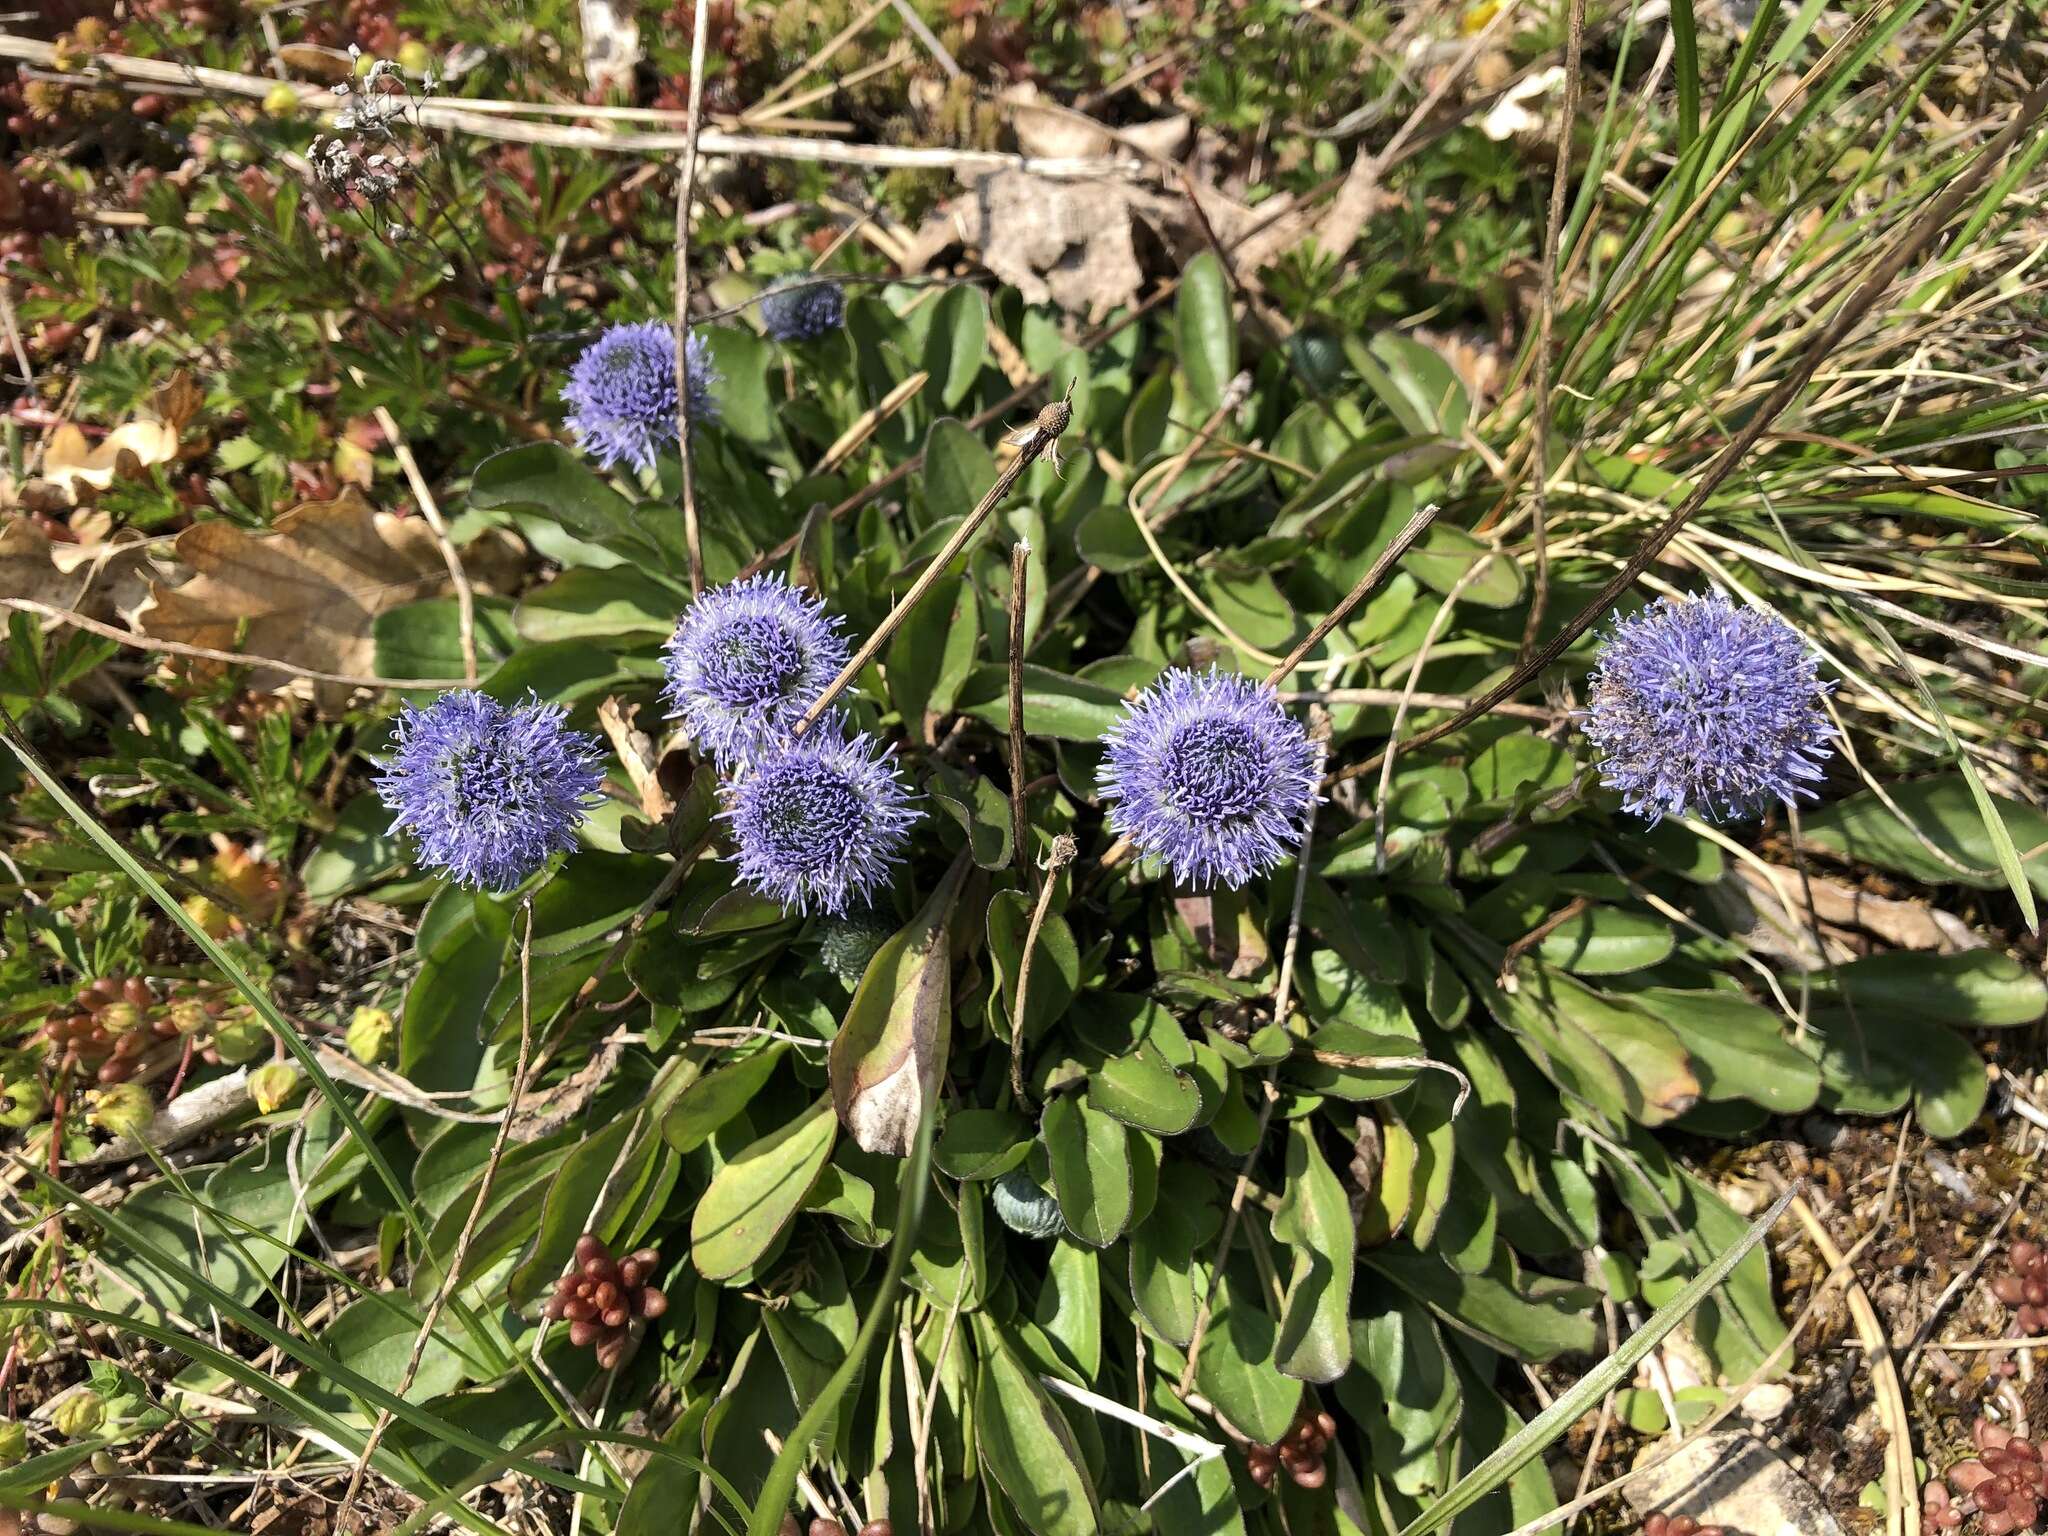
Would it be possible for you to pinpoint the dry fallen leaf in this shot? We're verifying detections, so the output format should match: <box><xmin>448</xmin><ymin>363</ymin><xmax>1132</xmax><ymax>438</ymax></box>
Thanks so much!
<box><xmin>136</xmin><ymin>489</ymin><xmax>521</xmax><ymax>707</ymax></box>
<box><xmin>41</xmin><ymin>419</ymin><xmax>180</xmax><ymax>501</ymax></box>
<box><xmin>0</xmin><ymin>516</ymin><xmax>154</xmax><ymax>622</ymax></box>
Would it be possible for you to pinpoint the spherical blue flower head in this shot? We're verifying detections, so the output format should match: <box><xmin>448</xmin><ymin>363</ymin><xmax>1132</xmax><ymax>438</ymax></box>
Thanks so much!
<box><xmin>376</xmin><ymin>690</ymin><xmax>606</xmax><ymax>891</ymax></box>
<box><xmin>1099</xmin><ymin>668</ymin><xmax>1320</xmax><ymax>890</ymax></box>
<box><xmin>560</xmin><ymin>320</ymin><xmax>722</xmax><ymax>474</ymax></box>
<box><xmin>723</xmin><ymin>724</ymin><xmax>921</xmax><ymax>915</ymax></box>
<box><xmin>1584</xmin><ymin>593</ymin><xmax>1836</xmax><ymax>824</ymax></box>
<box><xmin>661</xmin><ymin>574</ymin><xmax>850</xmax><ymax>769</ymax></box>
<box><xmin>759</xmin><ymin>277</ymin><xmax>845</xmax><ymax>343</ymax></box>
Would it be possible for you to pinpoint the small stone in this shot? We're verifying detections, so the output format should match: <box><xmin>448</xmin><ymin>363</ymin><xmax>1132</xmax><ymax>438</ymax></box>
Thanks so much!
<box><xmin>1623</xmin><ymin>1432</ymin><xmax>1845</xmax><ymax>1536</ymax></box>
<box><xmin>1739</xmin><ymin>1383</ymin><xmax>1794</xmax><ymax>1423</ymax></box>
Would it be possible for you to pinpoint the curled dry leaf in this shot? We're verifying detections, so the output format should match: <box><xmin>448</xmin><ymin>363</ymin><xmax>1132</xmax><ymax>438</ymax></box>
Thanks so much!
<box><xmin>829</xmin><ymin>855</ymin><xmax>971</xmax><ymax>1156</ymax></box>
<box><xmin>136</xmin><ymin>488</ymin><xmax>523</xmax><ymax>708</ymax></box>
<box><xmin>39</xmin><ymin>420</ymin><xmax>180</xmax><ymax>502</ymax></box>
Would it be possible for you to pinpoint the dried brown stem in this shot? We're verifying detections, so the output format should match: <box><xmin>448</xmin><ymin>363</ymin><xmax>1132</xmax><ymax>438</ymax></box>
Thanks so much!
<box><xmin>1009</xmin><ymin>834</ymin><xmax>1077</xmax><ymax>1105</ymax></box>
<box><xmin>793</xmin><ymin>395</ymin><xmax>1072</xmax><ymax>736</ymax></box>
<box><xmin>673</xmin><ymin>0</ymin><xmax>712</xmax><ymax>598</ymax></box>
<box><xmin>1264</xmin><ymin>501</ymin><xmax>1442</xmax><ymax>686</ymax></box>
<box><xmin>1520</xmin><ymin>0</ymin><xmax>1584</xmax><ymax>666</ymax></box>
<box><xmin>1007</xmin><ymin>539</ymin><xmax>1033</xmax><ymax>886</ymax></box>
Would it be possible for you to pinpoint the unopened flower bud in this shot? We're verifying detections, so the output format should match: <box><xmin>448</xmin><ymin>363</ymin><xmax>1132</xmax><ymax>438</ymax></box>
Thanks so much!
<box><xmin>346</xmin><ymin>1006</ymin><xmax>394</xmax><ymax>1066</ymax></box>
<box><xmin>211</xmin><ymin>1015</ymin><xmax>267</xmax><ymax>1064</ymax></box>
<box><xmin>86</xmin><ymin>1082</ymin><xmax>154</xmax><ymax>1140</ymax></box>
<box><xmin>98</xmin><ymin>1002</ymin><xmax>142</xmax><ymax>1036</ymax></box>
<box><xmin>167</xmin><ymin>1000</ymin><xmax>209</xmax><ymax>1035</ymax></box>
<box><xmin>248</xmin><ymin>1062</ymin><xmax>301</xmax><ymax>1115</ymax></box>
<box><xmin>262</xmin><ymin>82</ymin><xmax>300</xmax><ymax>116</ymax></box>
<box><xmin>51</xmin><ymin>1391</ymin><xmax>105</xmax><ymax>1439</ymax></box>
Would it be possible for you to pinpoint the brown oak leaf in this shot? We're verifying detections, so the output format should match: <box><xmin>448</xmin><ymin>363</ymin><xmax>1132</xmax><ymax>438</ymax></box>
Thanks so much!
<box><xmin>0</xmin><ymin>516</ymin><xmax>154</xmax><ymax>623</ymax></box>
<box><xmin>136</xmin><ymin>489</ymin><xmax>521</xmax><ymax>708</ymax></box>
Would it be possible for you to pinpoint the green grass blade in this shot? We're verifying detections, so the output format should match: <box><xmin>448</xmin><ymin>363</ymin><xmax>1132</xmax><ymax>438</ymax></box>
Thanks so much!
<box><xmin>1668</xmin><ymin>0</ymin><xmax>1700</xmax><ymax>152</ymax></box>
<box><xmin>1396</xmin><ymin>1183</ymin><xmax>1796</xmax><ymax>1536</ymax></box>
<box><xmin>745</xmin><ymin>1107</ymin><xmax>936</xmax><ymax>1536</ymax></box>
<box><xmin>13</xmin><ymin>1162</ymin><xmax>605</xmax><ymax>1503</ymax></box>
<box><xmin>0</xmin><ymin>726</ymin><xmax>436</xmax><ymax>1260</ymax></box>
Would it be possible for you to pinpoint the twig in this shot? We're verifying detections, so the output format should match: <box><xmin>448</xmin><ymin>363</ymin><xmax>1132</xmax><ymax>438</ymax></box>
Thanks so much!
<box><xmin>1264</xmin><ymin>502</ymin><xmax>1441</xmax><ymax>685</ymax></box>
<box><xmin>335</xmin><ymin>897</ymin><xmax>540</xmax><ymax>1527</ymax></box>
<box><xmin>911</xmin><ymin>1294</ymin><xmax>965</xmax><ymax>1536</ymax></box>
<box><xmin>746</xmin><ymin>0</ymin><xmax>893</xmax><ymax>117</ymax></box>
<box><xmin>1039</xmin><ymin>1374</ymin><xmax>1225</xmax><ymax>1463</ymax></box>
<box><xmin>373</xmin><ymin>405</ymin><xmax>476</xmax><ymax>684</ymax></box>
<box><xmin>1520</xmin><ymin>0</ymin><xmax>1584</xmax><ymax>666</ymax></box>
<box><xmin>1326</xmin><ymin>72</ymin><xmax>2048</xmax><ymax>791</ymax></box>
<box><xmin>1780</xmin><ymin>1185</ymin><xmax>1918</xmax><ymax>1536</ymax></box>
<box><xmin>1278</xmin><ymin>687</ymin><xmax>1553</xmax><ymax>721</ymax></box>
<box><xmin>889</xmin><ymin>0</ymin><xmax>961</xmax><ymax>77</ymax></box>
<box><xmin>0</xmin><ymin>34</ymin><xmax>1134</xmax><ymax>176</ymax></box>
<box><xmin>0</xmin><ymin>598</ymin><xmax>467</xmax><ymax>690</ymax></box>
<box><xmin>1901</xmin><ymin>1178</ymin><xmax>2030</xmax><ymax>1375</ymax></box>
<box><xmin>1009</xmin><ymin>834</ymin><xmax>1077</xmax><ymax>1103</ymax></box>
<box><xmin>1372</xmin><ymin>557</ymin><xmax>1488</xmax><ymax>872</ymax></box>
<box><xmin>792</xmin><ymin>394</ymin><xmax>1072</xmax><ymax>736</ymax></box>
<box><xmin>672</xmin><ymin>0</ymin><xmax>711</xmax><ymax>598</ymax></box>
<box><xmin>1007</xmin><ymin>539</ymin><xmax>1033</xmax><ymax>886</ymax></box>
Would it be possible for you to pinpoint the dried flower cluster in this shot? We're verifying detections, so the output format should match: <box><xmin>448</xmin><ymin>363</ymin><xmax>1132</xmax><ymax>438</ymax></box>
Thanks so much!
<box><xmin>542</xmin><ymin>1235</ymin><xmax>668</xmax><ymax>1371</ymax></box>
<box><xmin>1991</xmin><ymin>1240</ymin><xmax>2048</xmax><ymax>1334</ymax></box>
<box><xmin>1925</xmin><ymin>1421</ymin><xmax>2048</xmax><ymax>1535</ymax></box>
<box><xmin>1247</xmin><ymin>1406</ymin><xmax>1337</xmax><ymax>1490</ymax></box>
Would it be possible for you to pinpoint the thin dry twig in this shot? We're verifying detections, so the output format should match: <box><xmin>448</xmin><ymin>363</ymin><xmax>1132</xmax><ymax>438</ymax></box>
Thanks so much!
<box><xmin>672</xmin><ymin>0</ymin><xmax>712</xmax><ymax>597</ymax></box>
<box><xmin>1007</xmin><ymin>539</ymin><xmax>1033</xmax><ymax>887</ymax></box>
<box><xmin>373</xmin><ymin>404</ymin><xmax>477</xmax><ymax>684</ymax></box>
<box><xmin>1521</xmin><ymin>0</ymin><xmax>1584</xmax><ymax>665</ymax></box>
<box><xmin>1177</xmin><ymin>735</ymin><xmax>1325</xmax><ymax>1397</ymax></box>
<box><xmin>792</xmin><ymin>394</ymin><xmax>1072</xmax><ymax>735</ymax></box>
<box><xmin>1009</xmin><ymin>834</ymin><xmax>1077</xmax><ymax>1104</ymax></box>
<box><xmin>0</xmin><ymin>598</ymin><xmax>468</xmax><ymax>690</ymax></box>
<box><xmin>1265</xmin><ymin>502</ymin><xmax>1441</xmax><ymax>684</ymax></box>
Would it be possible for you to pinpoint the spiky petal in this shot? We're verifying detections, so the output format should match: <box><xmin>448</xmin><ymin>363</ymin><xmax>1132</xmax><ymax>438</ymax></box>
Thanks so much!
<box><xmin>1098</xmin><ymin>668</ymin><xmax>1320</xmax><ymax>889</ymax></box>
<box><xmin>661</xmin><ymin>574</ymin><xmax>849</xmax><ymax>769</ymax></box>
<box><xmin>559</xmin><ymin>320</ymin><xmax>721</xmax><ymax>474</ymax></box>
<box><xmin>724</xmin><ymin>724</ymin><xmax>921</xmax><ymax>915</ymax></box>
<box><xmin>376</xmin><ymin>690</ymin><xmax>605</xmax><ymax>891</ymax></box>
<box><xmin>1583</xmin><ymin>593</ymin><xmax>1835</xmax><ymax>824</ymax></box>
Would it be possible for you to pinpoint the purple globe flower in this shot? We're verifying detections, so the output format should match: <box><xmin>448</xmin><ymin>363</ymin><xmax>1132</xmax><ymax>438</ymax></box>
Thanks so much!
<box><xmin>724</xmin><ymin>725</ymin><xmax>921</xmax><ymax>915</ymax></box>
<box><xmin>662</xmin><ymin>574</ymin><xmax>849</xmax><ymax>769</ymax></box>
<box><xmin>759</xmin><ymin>277</ymin><xmax>845</xmax><ymax>343</ymax></box>
<box><xmin>1584</xmin><ymin>593</ymin><xmax>1835</xmax><ymax>824</ymax></box>
<box><xmin>376</xmin><ymin>690</ymin><xmax>605</xmax><ymax>891</ymax></box>
<box><xmin>1099</xmin><ymin>668</ymin><xmax>1320</xmax><ymax>889</ymax></box>
<box><xmin>560</xmin><ymin>320</ymin><xmax>721</xmax><ymax>474</ymax></box>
